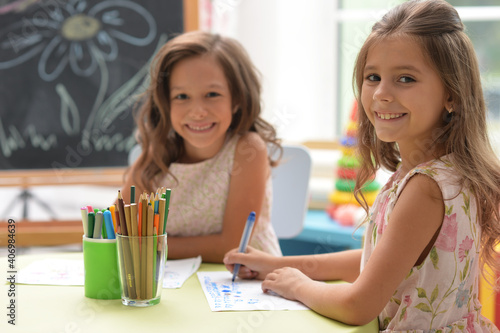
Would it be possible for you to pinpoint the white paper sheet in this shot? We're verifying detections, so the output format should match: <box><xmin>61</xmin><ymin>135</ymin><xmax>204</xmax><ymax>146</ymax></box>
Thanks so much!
<box><xmin>18</xmin><ymin>259</ymin><xmax>85</xmax><ymax>285</ymax></box>
<box><xmin>18</xmin><ymin>256</ymin><xmax>202</xmax><ymax>288</ymax></box>
<box><xmin>197</xmin><ymin>271</ymin><xmax>309</xmax><ymax>311</ymax></box>
<box><xmin>162</xmin><ymin>255</ymin><xmax>201</xmax><ymax>288</ymax></box>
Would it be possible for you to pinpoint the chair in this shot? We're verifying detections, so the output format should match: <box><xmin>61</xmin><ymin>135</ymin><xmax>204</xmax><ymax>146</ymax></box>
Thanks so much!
<box><xmin>269</xmin><ymin>144</ymin><xmax>312</xmax><ymax>239</ymax></box>
<box><xmin>127</xmin><ymin>143</ymin><xmax>312</xmax><ymax>239</ymax></box>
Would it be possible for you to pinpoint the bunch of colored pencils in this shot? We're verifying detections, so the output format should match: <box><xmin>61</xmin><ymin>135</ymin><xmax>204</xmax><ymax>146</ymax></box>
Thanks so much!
<box><xmin>116</xmin><ymin>186</ymin><xmax>171</xmax><ymax>239</ymax></box>
<box><xmin>115</xmin><ymin>186</ymin><xmax>171</xmax><ymax>301</ymax></box>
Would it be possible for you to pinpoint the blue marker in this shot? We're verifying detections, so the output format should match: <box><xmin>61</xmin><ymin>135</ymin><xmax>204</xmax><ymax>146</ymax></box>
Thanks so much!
<box><xmin>103</xmin><ymin>210</ymin><xmax>116</xmax><ymax>239</ymax></box>
<box><xmin>232</xmin><ymin>211</ymin><xmax>256</xmax><ymax>282</ymax></box>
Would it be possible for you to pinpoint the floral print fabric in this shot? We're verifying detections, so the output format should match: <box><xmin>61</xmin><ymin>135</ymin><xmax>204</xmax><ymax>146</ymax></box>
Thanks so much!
<box><xmin>161</xmin><ymin>134</ymin><xmax>282</xmax><ymax>256</ymax></box>
<box><xmin>361</xmin><ymin>156</ymin><xmax>499</xmax><ymax>332</ymax></box>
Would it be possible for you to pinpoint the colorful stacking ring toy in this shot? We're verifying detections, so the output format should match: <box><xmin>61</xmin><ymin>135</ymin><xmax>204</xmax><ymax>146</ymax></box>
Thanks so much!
<box><xmin>329</xmin><ymin>190</ymin><xmax>378</xmax><ymax>206</ymax></box>
<box><xmin>335</xmin><ymin>179</ymin><xmax>380</xmax><ymax>192</ymax></box>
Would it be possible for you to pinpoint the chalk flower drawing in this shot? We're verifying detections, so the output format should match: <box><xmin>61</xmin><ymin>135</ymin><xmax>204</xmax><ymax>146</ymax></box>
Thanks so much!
<box><xmin>0</xmin><ymin>0</ymin><xmax>159</xmax><ymax>154</ymax></box>
<box><xmin>0</xmin><ymin>0</ymin><xmax>156</xmax><ymax>81</ymax></box>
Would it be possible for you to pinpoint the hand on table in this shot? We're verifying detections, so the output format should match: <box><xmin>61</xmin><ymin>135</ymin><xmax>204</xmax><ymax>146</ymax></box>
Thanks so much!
<box><xmin>262</xmin><ymin>267</ymin><xmax>311</xmax><ymax>301</ymax></box>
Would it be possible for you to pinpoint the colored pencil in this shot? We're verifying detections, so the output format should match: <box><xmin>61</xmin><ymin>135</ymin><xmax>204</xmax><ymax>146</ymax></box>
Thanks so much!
<box><xmin>117</xmin><ymin>190</ymin><xmax>128</xmax><ymax>236</ymax></box>
<box><xmin>163</xmin><ymin>188</ymin><xmax>171</xmax><ymax>232</ymax></box>
<box><xmin>141</xmin><ymin>230</ymin><xmax>147</xmax><ymax>299</ymax></box>
<box><xmin>118</xmin><ymin>191</ymin><xmax>135</xmax><ymax>298</ymax></box>
<box><xmin>153</xmin><ymin>227</ymin><xmax>158</xmax><ymax>297</ymax></box>
<box><xmin>141</xmin><ymin>194</ymin><xmax>148</xmax><ymax>237</ymax></box>
<box><xmin>130</xmin><ymin>202</ymin><xmax>141</xmax><ymax>300</ymax></box>
<box><xmin>141</xmin><ymin>193</ymin><xmax>148</xmax><ymax>299</ymax></box>
<box><xmin>123</xmin><ymin>241</ymin><xmax>136</xmax><ymax>299</ymax></box>
<box><xmin>154</xmin><ymin>210</ymin><xmax>159</xmax><ymax>235</ymax></box>
<box><xmin>124</xmin><ymin>204</ymin><xmax>132</xmax><ymax>238</ymax></box>
<box><xmin>138</xmin><ymin>193</ymin><xmax>143</xmax><ymax>236</ymax></box>
<box><xmin>147</xmin><ymin>204</ymin><xmax>154</xmax><ymax>299</ymax></box>
<box><xmin>154</xmin><ymin>193</ymin><xmax>159</xmax><ymax>214</ymax></box>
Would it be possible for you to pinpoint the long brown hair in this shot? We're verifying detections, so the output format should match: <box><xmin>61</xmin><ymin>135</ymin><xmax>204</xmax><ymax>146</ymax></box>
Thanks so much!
<box><xmin>128</xmin><ymin>31</ymin><xmax>281</xmax><ymax>192</ymax></box>
<box><xmin>353</xmin><ymin>0</ymin><xmax>500</xmax><ymax>286</ymax></box>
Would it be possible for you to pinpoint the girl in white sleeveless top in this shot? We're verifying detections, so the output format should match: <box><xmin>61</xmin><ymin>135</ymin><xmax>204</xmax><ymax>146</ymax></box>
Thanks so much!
<box><xmin>121</xmin><ymin>31</ymin><xmax>282</xmax><ymax>262</ymax></box>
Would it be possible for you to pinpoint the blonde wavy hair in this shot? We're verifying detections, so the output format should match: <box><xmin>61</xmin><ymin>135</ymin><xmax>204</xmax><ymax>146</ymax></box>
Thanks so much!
<box><xmin>353</xmin><ymin>0</ymin><xmax>500</xmax><ymax>286</ymax></box>
<box><xmin>128</xmin><ymin>31</ymin><xmax>281</xmax><ymax>193</ymax></box>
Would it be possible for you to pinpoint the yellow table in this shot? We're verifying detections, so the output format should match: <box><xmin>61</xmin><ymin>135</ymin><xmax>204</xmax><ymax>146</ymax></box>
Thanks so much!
<box><xmin>1</xmin><ymin>252</ymin><xmax>378</xmax><ymax>333</ymax></box>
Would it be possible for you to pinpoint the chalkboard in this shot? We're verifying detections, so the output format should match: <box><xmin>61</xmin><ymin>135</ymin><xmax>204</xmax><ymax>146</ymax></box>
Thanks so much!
<box><xmin>0</xmin><ymin>0</ymin><xmax>184</xmax><ymax>170</ymax></box>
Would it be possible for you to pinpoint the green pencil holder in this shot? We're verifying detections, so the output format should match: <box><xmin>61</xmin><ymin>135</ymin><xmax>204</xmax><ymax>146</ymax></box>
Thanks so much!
<box><xmin>83</xmin><ymin>236</ymin><xmax>121</xmax><ymax>300</ymax></box>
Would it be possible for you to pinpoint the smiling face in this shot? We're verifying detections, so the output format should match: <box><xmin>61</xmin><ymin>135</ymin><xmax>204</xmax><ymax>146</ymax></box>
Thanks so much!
<box><xmin>361</xmin><ymin>36</ymin><xmax>451</xmax><ymax>156</ymax></box>
<box><xmin>169</xmin><ymin>54</ymin><xmax>234</xmax><ymax>163</ymax></box>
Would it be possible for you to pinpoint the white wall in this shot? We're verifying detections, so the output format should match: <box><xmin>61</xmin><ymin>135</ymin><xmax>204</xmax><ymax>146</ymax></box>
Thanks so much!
<box><xmin>208</xmin><ymin>0</ymin><xmax>338</xmax><ymax>143</ymax></box>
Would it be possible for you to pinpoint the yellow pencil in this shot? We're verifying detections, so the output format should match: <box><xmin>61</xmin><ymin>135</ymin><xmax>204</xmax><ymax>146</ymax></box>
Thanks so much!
<box><xmin>124</xmin><ymin>204</ymin><xmax>132</xmax><ymax>237</ymax></box>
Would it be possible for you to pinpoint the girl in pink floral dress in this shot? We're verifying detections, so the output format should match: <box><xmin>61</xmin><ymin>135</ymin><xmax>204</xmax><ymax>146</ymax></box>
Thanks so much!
<box><xmin>364</xmin><ymin>157</ymin><xmax>497</xmax><ymax>331</ymax></box>
<box><xmin>223</xmin><ymin>1</ymin><xmax>500</xmax><ymax>331</ymax></box>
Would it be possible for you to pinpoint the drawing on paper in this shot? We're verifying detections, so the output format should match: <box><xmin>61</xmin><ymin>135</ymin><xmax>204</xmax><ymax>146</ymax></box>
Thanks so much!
<box><xmin>197</xmin><ymin>271</ymin><xmax>308</xmax><ymax>312</ymax></box>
